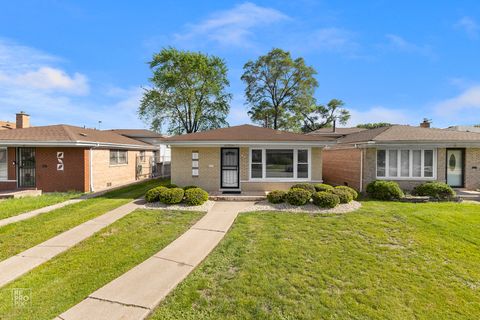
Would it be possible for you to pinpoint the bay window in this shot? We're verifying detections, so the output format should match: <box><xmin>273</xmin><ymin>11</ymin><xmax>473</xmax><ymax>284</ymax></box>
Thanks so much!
<box><xmin>376</xmin><ymin>149</ymin><xmax>436</xmax><ymax>179</ymax></box>
<box><xmin>0</xmin><ymin>148</ymin><xmax>7</xmax><ymax>180</ymax></box>
<box><xmin>250</xmin><ymin>148</ymin><xmax>310</xmax><ymax>180</ymax></box>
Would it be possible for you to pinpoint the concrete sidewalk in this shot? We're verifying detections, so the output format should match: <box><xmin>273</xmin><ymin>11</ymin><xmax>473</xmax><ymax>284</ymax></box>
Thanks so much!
<box><xmin>58</xmin><ymin>201</ymin><xmax>252</xmax><ymax>320</ymax></box>
<box><xmin>0</xmin><ymin>199</ymin><xmax>145</xmax><ymax>288</ymax></box>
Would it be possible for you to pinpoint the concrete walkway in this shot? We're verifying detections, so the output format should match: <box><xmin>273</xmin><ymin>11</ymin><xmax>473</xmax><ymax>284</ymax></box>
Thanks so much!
<box><xmin>57</xmin><ymin>201</ymin><xmax>252</xmax><ymax>320</ymax></box>
<box><xmin>0</xmin><ymin>199</ymin><xmax>145</xmax><ymax>288</ymax></box>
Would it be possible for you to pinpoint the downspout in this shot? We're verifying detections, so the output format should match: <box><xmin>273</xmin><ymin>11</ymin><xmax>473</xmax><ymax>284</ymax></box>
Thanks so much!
<box><xmin>89</xmin><ymin>143</ymin><xmax>100</xmax><ymax>193</ymax></box>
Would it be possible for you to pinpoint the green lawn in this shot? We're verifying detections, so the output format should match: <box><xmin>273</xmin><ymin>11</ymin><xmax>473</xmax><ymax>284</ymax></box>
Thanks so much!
<box><xmin>151</xmin><ymin>201</ymin><xmax>480</xmax><ymax>320</ymax></box>
<box><xmin>0</xmin><ymin>209</ymin><xmax>204</xmax><ymax>320</ymax></box>
<box><xmin>0</xmin><ymin>192</ymin><xmax>81</xmax><ymax>220</ymax></box>
<box><xmin>0</xmin><ymin>179</ymin><xmax>164</xmax><ymax>261</ymax></box>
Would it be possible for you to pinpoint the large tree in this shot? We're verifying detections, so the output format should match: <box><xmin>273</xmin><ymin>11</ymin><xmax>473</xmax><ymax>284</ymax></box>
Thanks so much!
<box><xmin>139</xmin><ymin>48</ymin><xmax>231</xmax><ymax>134</ymax></box>
<box><xmin>241</xmin><ymin>48</ymin><xmax>318</xmax><ymax>131</ymax></box>
<box><xmin>356</xmin><ymin>122</ymin><xmax>392</xmax><ymax>129</ymax></box>
<box><xmin>301</xmin><ymin>99</ymin><xmax>350</xmax><ymax>133</ymax></box>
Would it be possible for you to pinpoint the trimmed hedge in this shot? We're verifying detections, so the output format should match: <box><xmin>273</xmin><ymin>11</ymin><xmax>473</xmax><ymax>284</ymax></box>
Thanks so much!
<box><xmin>290</xmin><ymin>183</ymin><xmax>316</xmax><ymax>195</ymax></box>
<box><xmin>158</xmin><ymin>187</ymin><xmax>184</xmax><ymax>204</ymax></box>
<box><xmin>312</xmin><ymin>191</ymin><xmax>340</xmax><ymax>208</ymax></box>
<box><xmin>331</xmin><ymin>188</ymin><xmax>353</xmax><ymax>204</ymax></box>
<box><xmin>286</xmin><ymin>188</ymin><xmax>311</xmax><ymax>206</ymax></box>
<box><xmin>335</xmin><ymin>186</ymin><xmax>358</xmax><ymax>200</ymax></box>
<box><xmin>184</xmin><ymin>188</ymin><xmax>209</xmax><ymax>206</ymax></box>
<box><xmin>366</xmin><ymin>180</ymin><xmax>404</xmax><ymax>200</ymax></box>
<box><xmin>412</xmin><ymin>182</ymin><xmax>456</xmax><ymax>200</ymax></box>
<box><xmin>183</xmin><ymin>185</ymin><xmax>198</xmax><ymax>191</ymax></box>
<box><xmin>314</xmin><ymin>183</ymin><xmax>334</xmax><ymax>192</ymax></box>
<box><xmin>164</xmin><ymin>183</ymin><xmax>179</xmax><ymax>189</ymax></box>
<box><xmin>267</xmin><ymin>190</ymin><xmax>287</xmax><ymax>204</ymax></box>
<box><xmin>145</xmin><ymin>186</ymin><xmax>167</xmax><ymax>203</ymax></box>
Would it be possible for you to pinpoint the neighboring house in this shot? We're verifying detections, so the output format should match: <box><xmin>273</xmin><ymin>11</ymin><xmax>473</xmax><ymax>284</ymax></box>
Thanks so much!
<box><xmin>0</xmin><ymin>116</ymin><xmax>156</xmax><ymax>192</ymax></box>
<box><xmin>0</xmin><ymin>111</ymin><xmax>30</xmax><ymax>130</ymax></box>
<box><xmin>165</xmin><ymin>124</ymin><xmax>335</xmax><ymax>192</ymax></box>
<box><xmin>308</xmin><ymin>127</ymin><xmax>367</xmax><ymax>138</ymax></box>
<box><xmin>321</xmin><ymin>123</ymin><xmax>480</xmax><ymax>191</ymax></box>
<box><xmin>447</xmin><ymin>125</ymin><xmax>480</xmax><ymax>133</ymax></box>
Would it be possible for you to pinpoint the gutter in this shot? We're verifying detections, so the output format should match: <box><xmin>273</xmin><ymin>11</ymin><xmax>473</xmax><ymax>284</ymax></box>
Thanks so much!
<box><xmin>89</xmin><ymin>143</ymin><xmax>100</xmax><ymax>192</ymax></box>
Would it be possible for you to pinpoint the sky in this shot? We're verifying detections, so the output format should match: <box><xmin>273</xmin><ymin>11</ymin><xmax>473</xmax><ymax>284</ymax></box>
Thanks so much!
<box><xmin>0</xmin><ymin>0</ymin><xmax>479</xmax><ymax>132</ymax></box>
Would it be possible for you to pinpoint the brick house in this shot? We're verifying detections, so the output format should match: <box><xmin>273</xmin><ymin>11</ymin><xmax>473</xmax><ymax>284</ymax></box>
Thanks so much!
<box><xmin>0</xmin><ymin>115</ymin><xmax>156</xmax><ymax>192</ymax></box>
<box><xmin>313</xmin><ymin>122</ymin><xmax>480</xmax><ymax>192</ymax></box>
<box><xmin>165</xmin><ymin>124</ymin><xmax>334</xmax><ymax>192</ymax></box>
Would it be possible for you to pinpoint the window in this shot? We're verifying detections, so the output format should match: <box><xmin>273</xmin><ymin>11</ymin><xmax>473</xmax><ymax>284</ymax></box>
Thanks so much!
<box><xmin>250</xmin><ymin>148</ymin><xmax>310</xmax><ymax>180</ymax></box>
<box><xmin>192</xmin><ymin>151</ymin><xmax>199</xmax><ymax>176</ymax></box>
<box><xmin>0</xmin><ymin>148</ymin><xmax>7</xmax><ymax>180</ymax></box>
<box><xmin>110</xmin><ymin>150</ymin><xmax>128</xmax><ymax>165</ymax></box>
<box><xmin>139</xmin><ymin>151</ymin><xmax>146</xmax><ymax>162</ymax></box>
<box><xmin>376</xmin><ymin>149</ymin><xmax>435</xmax><ymax>179</ymax></box>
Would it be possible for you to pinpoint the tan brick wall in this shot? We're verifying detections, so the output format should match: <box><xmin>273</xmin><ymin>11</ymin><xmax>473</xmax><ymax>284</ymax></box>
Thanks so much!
<box><xmin>311</xmin><ymin>147</ymin><xmax>323</xmax><ymax>181</ymax></box>
<box><xmin>465</xmin><ymin>148</ymin><xmax>480</xmax><ymax>190</ymax></box>
<box><xmin>171</xmin><ymin>147</ymin><xmax>220</xmax><ymax>191</ymax></box>
<box><xmin>322</xmin><ymin>148</ymin><xmax>362</xmax><ymax>190</ymax></box>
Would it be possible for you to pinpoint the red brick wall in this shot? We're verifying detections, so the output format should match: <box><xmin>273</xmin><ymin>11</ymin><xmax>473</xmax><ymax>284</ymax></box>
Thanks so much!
<box><xmin>322</xmin><ymin>148</ymin><xmax>362</xmax><ymax>191</ymax></box>
<box><xmin>35</xmin><ymin>147</ymin><xmax>89</xmax><ymax>192</ymax></box>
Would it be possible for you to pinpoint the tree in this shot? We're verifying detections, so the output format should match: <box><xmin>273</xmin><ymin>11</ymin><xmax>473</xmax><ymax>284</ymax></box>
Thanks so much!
<box><xmin>241</xmin><ymin>48</ymin><xmax>318</xmax><ymax>131</ymax></box>
<box><xmin>356</xmin><ymin>122</ymin><xmax>393</xmax><ymax>129</ymax></box>
<box><xmin>139</xmin><ymin>48</ymin><xmax>231</xmax><ymax>134</ymax></box>
<box><xmin>301</xmin><ymin>99</ymin><xmax>350</xmax><ymax>133</ymax></box>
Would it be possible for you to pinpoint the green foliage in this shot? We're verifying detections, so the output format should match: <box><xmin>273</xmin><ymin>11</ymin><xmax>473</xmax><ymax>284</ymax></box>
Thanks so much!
<box><xmin>412</xmin><ymin>182</ymin><xmax>456</xmax><ymax>200</ymax></box>
<box><xmin>164</xmin><ymin>183</ymin><xmax>179</xmax><ymax>189</ymax></box>
<box><xmin>331</xmin><ymin>188</ymin><xmax>353</xmax><ymax>203</ymax></box>
<box><xmin>139</xmin><ymin>47</ymin><xmax>231</xmax><ymax>134</ymax></box>
<box><xmin>184</xmin><ymin>188</ymin><xmax>209</xmax><ymax>206</ymax></box>
<box><xmin>285</xmin><ymin>188</ymin><xmax>311</xmax><ymax>206</ymax></box>
<box><xmin>301</xmin><ymin>99</ymin><xmax>351</xmax><ymax>133</ymax></box>
<box><xmin>312</xmin><ymin>191</ymin><xmax>340</xmax><ymax>208</ymax></box>
<box><xmin>290</xmin><ymin>183</ymin><xmax>316</xmax><ymax>195</ymax></box>
<box><xmin>366</xmin><ymin>180</ymin><xmax>404</xmax><ymax>200</ymax></box>
<box><xmin>145</xmin><ymin>186</ymin><xmax>167</xmax><ymax>202</ymax></box>
<box><xmin>314</xmin><ymin>183</ymin><xmax>334</xmax><ymax>192</ymax></box>
<box><xmin>267</xmin><ymin>190</ymin><xmax>287</xmax><ymax>204</ymax></box>
<box><xmin>159</xmin><ymin>187</ymin><xmax>185</xmax><ymax>204</ymax></box>
<box><xmin>356</xmin><ymin>123</ymin><xmax>392</xmax><ymax>129</ymax></box>
<box><xmin>241</xmin><ymin>48</ymin><xmax>318</xmax><ymax>131</ymax></box>
<box><xmin>335</xmin><ymin>186</ymin><xmax>358</xmax><ymax>200</ymax></box>
<box><xmin>183</xmin><ymin>185</ymin><xmax>198</xmax><ymax>191</ymax></box>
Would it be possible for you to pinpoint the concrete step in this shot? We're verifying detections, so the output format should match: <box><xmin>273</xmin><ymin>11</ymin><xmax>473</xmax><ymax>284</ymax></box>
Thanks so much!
<box><xmin>0</xmin><ymin>189</ymin><xmax>42</xmax><ymax>199</ymax></box>
<box><xmin>209</xmin><ymin>195</ymin><xmax>266</xmax><ymax>201</ymax></box>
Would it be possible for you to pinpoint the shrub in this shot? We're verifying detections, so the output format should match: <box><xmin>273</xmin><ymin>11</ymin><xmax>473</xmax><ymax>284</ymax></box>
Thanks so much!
<box><xmin>164</xmin><ymin>183</ymin><xmax>179</xmax><ymax>189</ymax></box>
<box><xmin>158</xmin><ymin>187</ymin><xmax>184</xmax><ymax>204</ymax></box>
<box><xmin>285</xmin><ymin>188</ymin><xmax>311</xmax><ymax>206</ymax></box>
<box><xmin>267</xmin><ymin>190</ymin><xmax>286</xmax><ymax>204</ymax></box>
<box><xmin>412</xmin><ymin>182</ymin><xmax>456</xmax><ymax>200</ymax></box>
<box><xmin>314</xmin><ymin>183</ymin><xmax>334</xmax><ymax>192</ymax></box>
<box><xmin>366</xmin><ymin>180</ymin><xmax>404</xmax><ymax>200</ymax></box>
<box><xmin>290</xmin><ymin>183</ymin><xmax>316</xmax><ymax>195</ymax></box>
<box><xmin>183</xmin><ymin>185</ymin><xmax>198</xmax><ymax>191</ymax></box>
<box><xmin>312</xmin><ymin>191</ymin><xmax>340</xmax><ymax>208</ymax></box>
<box><xmin>145</xmin><ymin>186</ymin><xmax>167</xmax><ymax>203</ymax></box>
<box><xmin>335</xmin><ymin>186</ymin><xmax>358</xmax><ymax>200</ymax></box>
<box><xmin>331</xmin><ymin>188</ymin><xmax>353</xmax><ymax>203</ymax></box>
<box><xmin>184</xmin><ymin>188</ymin><xmax>209</xmax><ymax>206</ymax></box>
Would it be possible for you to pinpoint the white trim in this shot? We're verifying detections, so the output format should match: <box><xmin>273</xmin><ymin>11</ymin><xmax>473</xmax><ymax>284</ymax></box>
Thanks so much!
<box><xmin>0</xmin><ymin>140</ymin><xmax>154</xmax><ymax>150</ymax></box>
<box><xmin>248</xmin><ymin>147</ymin><xmax>312</xmax><ymax>181</ymax></box>
<box><xmin>168</xmin><ymin>141</ymin><xmax>332</xmax><ymax>147</ymax></box>
<box><xmin>376</xmin><ymin>148</ymin><xmax>437</xmax><ymax>180</ymax></box>
<box><xmin>0</xmin><ymin>147</ymin><xmax>8</xmax><ymax>181</ymax></box>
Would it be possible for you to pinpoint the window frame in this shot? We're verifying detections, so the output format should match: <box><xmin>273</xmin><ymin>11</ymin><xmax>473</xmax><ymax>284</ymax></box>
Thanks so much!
<box><xmin>375</xmin><ymin>148</ymin><xmax>436</xmax><ymax>180</ymax></box>
<box><xmin>249</xmin><ymin>147</ymin><xmax>311</xmax><ymax>181</ymax></box>
<box><xmin>109</xmin><ymin>149</ymin><xmax>128</xmax><ymax>166</ymax></box>
<box><xmin>0</xmin><ymin>147</ymin><xmax>8</xmax><ymax>181</ymax></box>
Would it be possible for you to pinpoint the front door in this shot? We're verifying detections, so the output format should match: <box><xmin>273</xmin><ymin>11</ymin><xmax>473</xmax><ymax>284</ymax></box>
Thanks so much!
<box><xmin>221</xmin><ymin>148</ymin><xmax>239</xmax><ymax>189</ymax></box>
<box><xmin>446</xmin><ymin>149</ymin><xmax>464</xmax><ymax>187</ymax></box>
<box><xmin>17</xmin><ymin>147</ymin><xmax>36</xmax><ymax>188</ymax></box>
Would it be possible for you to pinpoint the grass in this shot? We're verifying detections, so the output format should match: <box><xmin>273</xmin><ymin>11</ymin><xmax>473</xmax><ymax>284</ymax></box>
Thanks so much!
<box><xmin>151</xmin><ymin>201</ymin><xmax>480</xmax><ymax>319</ymax></box>
<box><xmin>0</xmin><ymin>209</ymin><xmax>204</xmax><ymax>320</ymax></box>
<box><xmin>0</xmin><ymin>179</ymin><xmax>164</xmax><ymax>261</ymax></box>
<box><xmin>0</xmin><ymin>192</ymin><xmax>81</xmax><ymax>220</ymax></box>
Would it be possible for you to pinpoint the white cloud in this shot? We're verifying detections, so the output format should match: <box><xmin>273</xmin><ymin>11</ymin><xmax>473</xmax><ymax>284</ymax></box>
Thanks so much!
<box><xmin>174</xmin><ymin>2</ymin><xmax>289</xmax><ymax>48</ymax></box>
<box><xmin>434</xmin><ymin>85</ymin><xmax>480</xmax><ymax>115</ymax></box>
<box><xmin>306</xmin><ymin>28</ymin><xmax>358</xmax><ymax>53</ymax></box>
<box><xmin>383</xmin><ymin>34</ymin><xmax>434</xmax><ymax>58</ymax></box>
<box><xmin>455</xmin><ymin>16</ymin><xmax>479</xmax><ymax>39</ymax></box>
<box><xmin>347</xmin><ymin>106</ymin><xmax>413</xmax><ymax>126</ymax></box>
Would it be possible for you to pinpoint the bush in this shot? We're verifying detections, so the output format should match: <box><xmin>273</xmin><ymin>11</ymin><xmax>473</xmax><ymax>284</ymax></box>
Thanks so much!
<box><xmin>412</xmin><ymin>182</ymin><xmax>456</xmax><ymax>200</ymax></box>
<box><xmin>335</xmin><ymin>186</ymin><xmax>358</xmax><ymax>200</ymax></box>
<box><xmin>145</xmin><ymin>186</ymin><xmax>167</xmax><ymax>203</ymax></box>
<box><xmin>312</xmin><ymin>191</ymin><xmax>340</xmax><ymax>208</ymax></box>
<box><xmin>267</xmin><ymin>190</ymin><xmax>286</xmax><ymax>204</ymax></box>
<box><xmin>164</xmin><ymin>183</ymin><xmax>179</xmax><ymax>189</ymax></box>
<box><xmin>285</xmin><ymin>188</ymin><xmax>311</xmax><ymax>206</ymax></box>
<box><xmin>158</xmin><ymin>187</ymin><xmax>184</xmax><ymax>204</ymax></box>
<box><xmin>183</xmin><ymin>185</ymin><xmax>198</xmax><ymax>191</ymax></box>
<box><xmin>314</xmin><ymin>183</ymin><xmax>334</xmax><ymax>192</ymax></box>
<box><xmin>184</xmin><ymin>188</ymin><xmax>209</xmax><ymax>206</ymax></box>
<box><xmin>366</xmin><ymin>180</ymin><xmax>404</xmax><ymax>200</ymax></box>
<box><xmin>331</xmin><ymin>188</ymin><xmax>353</xmax><ymax>203</ymax></box>
<box><xmin>290</xmin><ymin>183</ymin><xmax>316</xmax><ymax>195</ymax></box>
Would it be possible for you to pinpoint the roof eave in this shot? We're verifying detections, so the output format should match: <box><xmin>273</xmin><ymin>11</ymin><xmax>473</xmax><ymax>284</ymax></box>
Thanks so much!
<box><xmin>166</xmin><ymin>140</ymin><xmax>334</xmax><ymax>147</ymax></box>
<box><xmin>0</xmin><ymin>140</ymin><xmax>156</xmax><ymax>150</ymax></box>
